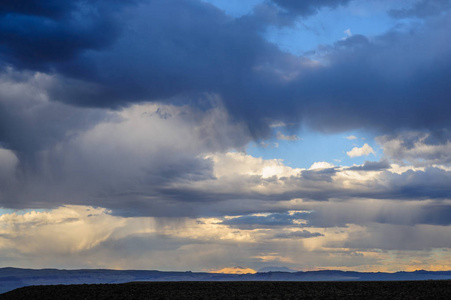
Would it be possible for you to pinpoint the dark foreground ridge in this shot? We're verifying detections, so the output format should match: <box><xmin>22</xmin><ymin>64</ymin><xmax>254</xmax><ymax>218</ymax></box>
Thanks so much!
<box><xmin>2</xmin><ymin>267</ymin><xmax>451</xmax><ymax>294</ymax></box>
<box><xmin>2</xmin><ymin>281</ymin><xmax>451</xmax><ymax>300</ymax></box>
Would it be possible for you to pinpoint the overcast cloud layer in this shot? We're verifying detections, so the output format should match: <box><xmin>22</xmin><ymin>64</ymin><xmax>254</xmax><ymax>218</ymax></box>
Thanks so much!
<box><xmin>1</xmin><ymin>0</ymin><xmax>451</xmax><ymax>272</ymax></box>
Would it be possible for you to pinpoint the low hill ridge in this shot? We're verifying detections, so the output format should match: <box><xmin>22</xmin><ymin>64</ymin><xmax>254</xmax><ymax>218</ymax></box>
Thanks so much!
<box><xmin>1</xmin><ymin>267</ymin><xmax>451</xmax><ymax>294</ymax></box>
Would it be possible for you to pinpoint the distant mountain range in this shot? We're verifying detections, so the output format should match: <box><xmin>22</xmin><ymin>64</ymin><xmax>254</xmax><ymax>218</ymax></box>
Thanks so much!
<box><xmin>1</xmin><ymin>267</ymin><xmax>451</xmax><ymax>294</ymax></box>
<box><xmin>258</xmin><ymin>266</ymin><xmax>297</xmax><ymax>273</ymax></box>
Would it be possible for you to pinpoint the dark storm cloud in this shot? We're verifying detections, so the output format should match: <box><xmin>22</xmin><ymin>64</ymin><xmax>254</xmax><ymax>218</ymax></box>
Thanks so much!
<box><xmin>297</xmin><ymin>27</ymin><xmax>451</xmax><ymax>133</ymax></box>
<box><xmin>0</xmin><ymin>0</ymin><xmax>134</xmax><ymax>70</ymax></box>
<box><xmin>347</xmin><ymin>160</ymin><xmax>390</xmax><ymax>171</ymax></box>
<box><xmin>301</xmin><ymin>167</ymin><xmax>336</xmax><ymax>182</ymax></box>
<box><xmin>2</xmin><ymin>0</ymin><xmax>451</xmax><ymax>219</ymax></box>
<box><xmin>0</xmin><ymin>0</ymin><xmax>74</xmax><ymax>19</ymax></box>
<box><xmin>423</xmin><ymin>129</ymin><xmax>451</xmax><ymax>145</ymax></box>
<box><xmin>2</xmin><ymin>0</ymin><xmax>451</xmax><ymax>138</ymax></box>
<box><xmin>340</xmin><ymin>223</ymin><xmax>451</xmax><ymax>251</ymax></box>
<box><xmin>381</xmin><ymin>167</ymin><xmax>451</xmax><ymax>199</ymax></box>
<box><xmin>216</xmin><ymin>197</ymin><xmax>451</xmax><ymax>230</ymax></box>
<box><xmin>389</xmin><ymin>0</ymin><xmax>451</xmax><ymax>19</ymax></box>
<box><xmin>0</xmin><ymin>70</ymin><xmax>106</xmax><ymax>164</ymax></box>
<box><xmin>302</xmin><ymin>200</ymin><xmax>451</xmax><ymax>228</ymax></box>
<box><xmin>73</xmin><ymin>2</ymin><xmax>451</xmax><ymax>135</ymax></box>
<box><xmin>417</xmin><ymin>205</ymin><xmax>451</xmax><ymax>226</ymax></box>
<box><xmin>58</xmin><ymin>0</ymin><xmax>268</xmax><ymax>104</ymax></box>
<box><xmin>270</xmin><ymin>0</ymin><xmax>352</xmax><ymax>16</ymax></box>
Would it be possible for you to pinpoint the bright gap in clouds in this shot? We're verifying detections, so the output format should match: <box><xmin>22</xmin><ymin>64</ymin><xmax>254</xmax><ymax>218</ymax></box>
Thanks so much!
<box><xmin>205</xmin><ymin>0</ymin><xmax>401</xmax><ymax>55</ymax></box>
<box><xmin>265</xmin><ymin>1</ymin><xmax>403</xmax><ymax>55</ymax></box>
<box><xmin>247</xmin><ymin>129</ymin><xmax>381</xmax><ymax>168</ymax></box>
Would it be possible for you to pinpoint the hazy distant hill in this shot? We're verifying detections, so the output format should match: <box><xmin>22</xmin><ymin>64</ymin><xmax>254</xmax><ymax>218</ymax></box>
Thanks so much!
<box><xmin>257</xmin><ymin>266</ymin><xmax>297</xmax><ymax>273</ymax></box>
<box><xmin>1</xmin><ymin>267</ymin><xmax>451</xmax><ymax>294</ymax></box>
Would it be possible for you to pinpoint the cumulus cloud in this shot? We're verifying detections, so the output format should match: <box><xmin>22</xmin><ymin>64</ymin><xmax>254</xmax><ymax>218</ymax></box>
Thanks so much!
<box><xmin>377</xmin><ymin>131</ymin><xmax>451</xmax><ymax>166</ymax></box>
<box><xmin>0</xmin><ymin>206</ymin><xmax>125</xmax><ymax>260</ymax></box>
<box><xmin>207</xmin><ymin>152</ymin><xmax>303</xmax><ymax>183</ymax></box>
<box><xmin>276</xmin><ymin>131</ymin><xmax>300</xmax><ymax>141</ymax></box>
<box><xmin>0</xmin><ymin>205</ymin><xmax>349</xmax><ymax>271</ymax></box>
<box><xmin>347</xmin><ymin>143</ymin><xmax>375</xmax><ymax>158</ymax></box>
<box><xmin>0</xmin><ymin>205</ymin><xmax>255</xmax><ymax>269</ymax></box>
<box><xmin>309</xmin><ymin>161</ymin><xmax>335</xmax><ymax>169</ymax></box>
<box><xmin>0</xmin><ymin>89</ymin><xmax>253</xmax><ymax>215</ymax></box>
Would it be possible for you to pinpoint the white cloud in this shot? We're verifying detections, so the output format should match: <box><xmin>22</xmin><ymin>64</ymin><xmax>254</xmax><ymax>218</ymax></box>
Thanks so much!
<box><xmin>344</xmin><ymin>28</ymin><xmax>352</xmax><ymax>37</ymax></box>
<box><xmin>341</xmin><ymin>28</ymin><xmax>352</xmax><ymax>40</ymax></box>
<box><xmin>0</xmin><ymin>99</ymin><xmax>253</xmax><ymax>215</ymax></box>
<box><xmin>377</xmin><ymin>132</ymin><xmax>451</xmax><ymax>166</ymax></box>
<box><xmin>309</xmin><ymin>161</ymin><xmax>335</xmax><ymax>170</ymax></box>
<box><xmin>346</xmin><ymin>135</ymin><xmax>357</xmax><ymax>140</ymax></box>
<box><xmin>207</xmin><ymin>152</ymin><xmax>302</xmax><ymax>179</ymax></box>
<box><xmin>0</xmin><ymin>206</ymin><xmax>126</xmax><ymax>257</ymax></box>
<box><xmin>276</xmin><ymin>131</ymin><xmax>300</xmax><ymax>141</ymax></box>
<box><xmin>347</xmin><ymin>143</ymin><xmax>375</xmax><ymax>157</ymax></box>
<box><xmin>1</xmin><ymin>202</ymin><xmax>450</xmax><ymax>272</ymax></box>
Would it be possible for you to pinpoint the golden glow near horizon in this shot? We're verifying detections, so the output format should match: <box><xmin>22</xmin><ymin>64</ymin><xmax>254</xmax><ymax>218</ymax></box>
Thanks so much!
<box><xmin>209</xmin><ymin>267</ymin><xmax>257</xmax><ymax>274</ymax></box>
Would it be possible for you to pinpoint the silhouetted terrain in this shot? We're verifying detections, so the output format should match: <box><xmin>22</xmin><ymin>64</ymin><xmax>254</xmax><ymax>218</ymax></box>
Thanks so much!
<box><xmin>2</xmin><ymin>281</ymin><xmax>451</xmax><ymax>299</ymax></box>
<box><xmin>2</xmin><ymin>267</ymin><xmax>451</xmax><ymax>294</ymax></box>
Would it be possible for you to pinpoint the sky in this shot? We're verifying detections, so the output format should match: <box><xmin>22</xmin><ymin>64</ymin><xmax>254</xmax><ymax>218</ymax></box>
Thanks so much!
<box><xmin>1</xmin><ymin>0</ymin><xmax>451</xmax><ymax>273</ymax></box>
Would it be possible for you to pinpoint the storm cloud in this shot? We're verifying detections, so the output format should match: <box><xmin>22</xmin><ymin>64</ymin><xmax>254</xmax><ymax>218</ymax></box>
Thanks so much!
<box><xmin>1</xmin><ymin>0</ymin><xmax>451</xmax><ymax>139</ymax></box>
<box><xmin>1</xmin><ymin>0</ymin><xmax>451</xmax><ymax>272</ymax></box>
<box><xmin>271</xmin><ymin>0</ymin><xmax>352</xmax><ymax>16</ymax></box>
